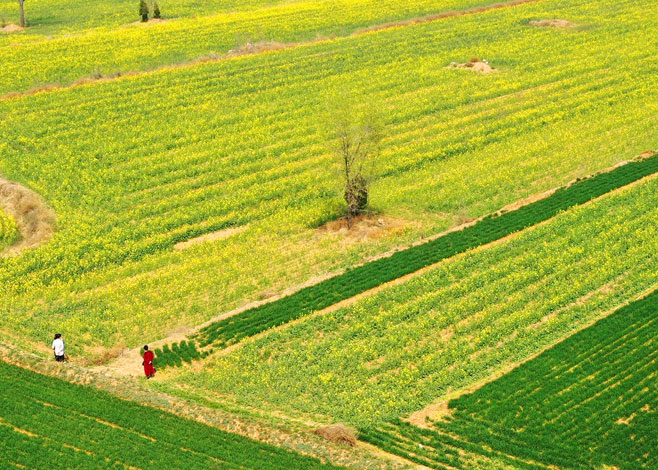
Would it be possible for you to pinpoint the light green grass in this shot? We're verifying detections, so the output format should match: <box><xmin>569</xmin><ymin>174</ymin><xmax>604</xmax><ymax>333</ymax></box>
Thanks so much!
<box><xmin>0</xmin><ymin>0</ymin><xmax>656</xmax><ymax>356</ymax></box>
<box><xmin>166</xmin><ymin>176</ymin><xmax>658</xmax><ymax>427</ymax></box>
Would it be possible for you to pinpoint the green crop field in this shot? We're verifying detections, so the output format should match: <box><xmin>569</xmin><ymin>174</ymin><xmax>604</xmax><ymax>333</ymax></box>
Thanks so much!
<box><xmin>364</xmin><ymin>290</ymin><xmax>658</xmax><ymax>469</ymax></box>
<box><xmin>1</xmin><ymin>0</ymin><xmax>656</xmax><ymax>467</ymax></box>
<box><xmin>0</xmin><ymin>208</ymin><xmax>18</xmax><ymax>249</ymax></box>
<box><xmin>0</xmin><ymin>360</ymin><xmax>344</xmax><ymax>470</ymax></box>
<box><xmin>162</xmin><ymin>176</ymin><xmax>658</xmax><ymax>426</ymax></box>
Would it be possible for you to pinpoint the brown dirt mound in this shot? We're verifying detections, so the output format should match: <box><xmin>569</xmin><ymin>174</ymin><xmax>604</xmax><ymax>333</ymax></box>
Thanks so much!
<box><xmin>447</xmin><ymin>58</ymin><xmax>495</xmax><ymax>74</ymax></box>
<box><xmin>0</xmin><ymin>176</ymin><xmax>56</xmax><ymax>255</ymax></box>
<box><xmin>312</xmin><ymin>424</ymin><xmax>357</xmax><ymax>447</ymax></box>
<box><xmin>529</xmin><ymin>19</ymin><xmax>576</xmax><ymax>28</ymax></box>
<box><xmin>1</xmin><ymin>24</ymin><xmax>24</xmax><ymax>33</ymax></box>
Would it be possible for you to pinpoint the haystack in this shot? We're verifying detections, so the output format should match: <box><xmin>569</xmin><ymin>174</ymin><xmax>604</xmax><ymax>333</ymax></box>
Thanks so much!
<box><xmin>312</xmin><ymin>424</ymin><xmax>357</xmax><ymax>447</ymax></box>
<box><xmin>447</xmin><ymin>57</ymin><xmax>495</xmax><ymax>74</ymax></box>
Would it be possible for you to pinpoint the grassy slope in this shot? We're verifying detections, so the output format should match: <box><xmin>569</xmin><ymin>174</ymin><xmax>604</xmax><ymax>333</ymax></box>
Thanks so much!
<box><xmin>0</xmin><ymin>0</ymin><xmax>656</xmax><ymax>356</ymax></box>
<box><xmin>1</xmin><ymin>0</ymin><xmax>513</xmax><ymax>93</ymax></box>
<box><xmin>163</xmin><ymin>176</ymin><xmax>658</xmax><ymax>427</ymax></box>
<box><xmin>0</xmin><ymin>359</ymin><xmax>344</xmax><ymax>470</ymax></box>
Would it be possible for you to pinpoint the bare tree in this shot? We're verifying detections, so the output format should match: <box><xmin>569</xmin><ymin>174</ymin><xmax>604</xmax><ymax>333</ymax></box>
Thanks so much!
<box><xmin>17</xmin><ymin>0</ymin><xmax>25</xmax><ymax>27</ymax></box>
<box><xmin>330</xmin><ymin>107</ymin><xmax>382</xmax><ymax>228</ymax></box>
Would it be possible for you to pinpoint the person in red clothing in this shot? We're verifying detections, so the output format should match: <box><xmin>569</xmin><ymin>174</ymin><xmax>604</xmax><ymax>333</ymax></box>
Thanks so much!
<box><xmin>142</xmin><ymin>345</ymin><xmax>156</xmax><ymax>378</ymax></box>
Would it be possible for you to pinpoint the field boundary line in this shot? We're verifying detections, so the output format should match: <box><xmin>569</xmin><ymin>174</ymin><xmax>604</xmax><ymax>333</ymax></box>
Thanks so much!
<box><xmin>0</xmin><ymin>0</ymin><xmax>544</xmax><ymax>102</ymax></box>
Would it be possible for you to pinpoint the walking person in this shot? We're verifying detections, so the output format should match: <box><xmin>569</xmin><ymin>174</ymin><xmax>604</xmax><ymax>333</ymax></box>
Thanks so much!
<box><xmin>142</xmin><ymin>345</ymin><xmax>156</xmax><ymax>379</ymax></box>
<box><xmin>52</xmin><ymin>334</ymin><xmax>66</xmax><ymax>362</ymax></box>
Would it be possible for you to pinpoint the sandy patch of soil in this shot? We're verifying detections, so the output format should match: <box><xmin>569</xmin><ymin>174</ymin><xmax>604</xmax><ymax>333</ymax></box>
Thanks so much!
<box><xmin>174</xmin><ymin>225</ymin><xmax>246</xmax><ymax>251</ymax></box>
<box><xmin>530</xmin><ymin>19</ymin><xmax>576</xmax><ymax>28</ymax></box>
<box><xmin>1</xmin><ymin>24</ymin><xmax>24</xmax><ymax>33</ymax></box>
<box><xmin>447</xmin><ymin>58</ymin><xmax>495</xmax><ymax>74</ymax></box>
<box><xmin>0</xmin><ymin>176</ymin><xmax>56</xmax><ymax>255</ymax></box>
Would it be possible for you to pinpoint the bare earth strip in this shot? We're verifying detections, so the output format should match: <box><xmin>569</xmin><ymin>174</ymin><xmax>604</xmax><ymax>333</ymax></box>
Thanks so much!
<box><xmin>0</xmin><ymin>0</ymin><xmax>544</xmax><ymax>102</ymax></box>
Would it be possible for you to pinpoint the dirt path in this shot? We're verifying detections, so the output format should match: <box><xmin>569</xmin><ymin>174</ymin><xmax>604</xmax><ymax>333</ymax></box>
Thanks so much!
<box><xmin>0</xmin><ymin>176</ymin><xmax>56</xmax><ymax>255</ymax></box>
<box><xmin>1</xmin><ymin>0</ymin><xmax>543</xmax><ymax>102</ymax></box>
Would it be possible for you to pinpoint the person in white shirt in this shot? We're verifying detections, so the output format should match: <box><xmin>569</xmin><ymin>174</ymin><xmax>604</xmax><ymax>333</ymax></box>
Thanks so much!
<box><xmin>52</xmin><ymin>333</ymin><xmax>66</xmax><ymax>362</ymax></box>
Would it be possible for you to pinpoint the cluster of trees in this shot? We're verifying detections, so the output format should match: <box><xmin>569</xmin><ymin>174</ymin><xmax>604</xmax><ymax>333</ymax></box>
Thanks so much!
<box><xmin>13</xmin><ymin>0</ymin><xmax>162</xmax><ymax>27</ymax></box>
<box><xmin>139</xmin><ymin>0</ymin><xmax>162</xmax><ymax>22</ymax></box>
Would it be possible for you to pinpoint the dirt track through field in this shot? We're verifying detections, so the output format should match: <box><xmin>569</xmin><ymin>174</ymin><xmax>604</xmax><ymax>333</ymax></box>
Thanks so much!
<box><xmin>0</xmin><ymin>0</ymin><xmax>543</xmax><ymax>102</ymax></box>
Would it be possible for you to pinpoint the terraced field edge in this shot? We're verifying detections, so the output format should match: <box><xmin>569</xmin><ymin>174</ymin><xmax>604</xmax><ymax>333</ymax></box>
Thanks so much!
<box><xmin>153</xmin><ymin>151</ymin><xmax>658</xmax><ymax>369</ymax></box>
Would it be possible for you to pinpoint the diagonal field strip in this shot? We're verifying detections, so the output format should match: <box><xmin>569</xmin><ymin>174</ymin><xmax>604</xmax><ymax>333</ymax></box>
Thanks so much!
<box><xmin>152</xmin><ymin>151</ymin><xmax>658</xmax><ymax>368</ymax></box>
<box><xmin>0</xmin><ymin>0</ymin><xmax>543</xmax><ymax>101</ymax></box>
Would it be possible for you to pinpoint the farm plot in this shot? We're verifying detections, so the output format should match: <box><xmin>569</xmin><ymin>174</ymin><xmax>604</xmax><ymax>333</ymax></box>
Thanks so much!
<box><xmin>163</xmin><ymin>176</ymin><xmax>658</xmax><ymax>427</ymax></box>
<box><xmin>363</xmin><ymin>289</ymin><xmax>658</xmax><ymax>469</ymax></box>
<box><xmin>0</xmin><ymin>360</ymin><xmax>344</xmax><ymax>470</ymax></box>
<box><xmin>1</xmin><ymin>0</ymin><xmax>657</xmax><ymax>356</ymax></box>
<box><xmin>149</xmin><ymin>152</ymin><xmax>658</xmax><ymax>367</ymax></box>
<box><xmin>0</xmin><ymin>208</ymin><xmax>19</xmax><ymax>249</ymax></box>
<box><xmin>1</xmin><ymin>0</ymin><xmax>522</xmax><ymax>94</ymax></box>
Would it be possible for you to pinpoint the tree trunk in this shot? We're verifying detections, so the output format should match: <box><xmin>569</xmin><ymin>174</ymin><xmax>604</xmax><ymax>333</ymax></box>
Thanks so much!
<box><xmin>18</xmin><ymin>0</ymin><xmax>25</xmax><ymax>28</ymax></box>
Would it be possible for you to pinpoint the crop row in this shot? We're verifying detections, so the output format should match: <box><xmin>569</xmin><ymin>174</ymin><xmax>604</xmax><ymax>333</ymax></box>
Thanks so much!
<box><xmin>362</xmin><ymin>289</ymin><xmax>658</xmax><ymax>469</ymax></box>
<box><xmin>169</xmin><ymin>173</ymin><xmax>658</xmax><ymax>426</ymax></box>
<box><xmin>0</xmin><ymin>209</ymin><xmax>18</xmax><ymax>249</ymax></box>
<box><xmin>151</xmin><ymin>152</ymin><xmax>658</xmax><ymax>368</ymax></box>
<box><xmin>1</xmin><ymin>0</ymin><xmax>656</xmax><ymax>353</ymax></box>
<box><xmin>0</xmin><ymin>360</ymin><xmax>342</xmax><ymax>470</ymax></box>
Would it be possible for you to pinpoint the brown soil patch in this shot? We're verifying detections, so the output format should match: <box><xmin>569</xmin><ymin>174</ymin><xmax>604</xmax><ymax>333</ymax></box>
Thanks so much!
<box><xmin>174</xmin><ymin>225</ymin><xmax>247</xmax><ymax>251</ymax></box>
<box><xmin>447</xmin><ymin>58</ymin><xmax>495</xmax><ymax>74</ymax></box>
<box><xmin>312</xmin><ymin>424</ymin><xmax>357</xmax><ymax>447</ymax></box>
<box><xmin>530</xmin><ymin>19</ymin><xmax>576</xmax><ymax>28</ymax></box>
<box><xmin>1</xmin><ymin>24</ymin><xmax>24</xmax><ymax>33</ymax></box>
<box><xmin>317</xmin><ymin>214</ymin><xmax>414</xmax><ymax>241</ymax></box>
<box><xmin>0</xmin><ymin>176</ymin><xmax>57</xmax><ymax>255</ymax></box>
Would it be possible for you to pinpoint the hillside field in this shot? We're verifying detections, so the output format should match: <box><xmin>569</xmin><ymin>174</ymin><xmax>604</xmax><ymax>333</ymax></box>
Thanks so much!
<box><xmin>1</xmin><ymin>0</ymin><xmax>656</xmax><ymax>468</ymax></box>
